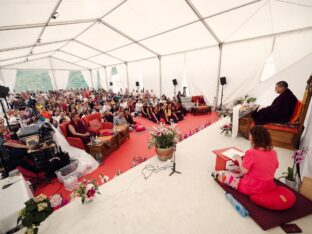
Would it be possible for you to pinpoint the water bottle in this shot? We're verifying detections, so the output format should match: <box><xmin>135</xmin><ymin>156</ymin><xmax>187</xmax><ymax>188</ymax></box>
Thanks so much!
<box><xmin>225</xmin><ymin>193</ymin><xmax>249</xmax><ymax>217</ymax></box>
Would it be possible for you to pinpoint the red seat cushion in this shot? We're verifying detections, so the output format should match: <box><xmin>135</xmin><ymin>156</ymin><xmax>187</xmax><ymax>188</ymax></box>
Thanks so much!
<box><xmin>249</xmin><ymin>186</ymin><xmax>296</xmax><ymax>210</ymax></box>
<box><xmin>135</xmin><ymin>125</ymin><xmax>145</xmax><ymax>132</ymax></box>
<box><xmin>264</xmin><ymin>124</ymin><xmax>298</xmax><ymax>134</ymax></box>
<box><xmin>89</xmin><ymin>119</ymin><xmax>102</xmax><ymax>131</ymax></box>
<box><xmin>290</xmin><ymin>101</ymin><xmax>302</xmax><ymax>123</ymax></box>
<box><xmin>99</xmin><ymin>129</ymin><xmax>113</xmax><ymax>136</ymax></box>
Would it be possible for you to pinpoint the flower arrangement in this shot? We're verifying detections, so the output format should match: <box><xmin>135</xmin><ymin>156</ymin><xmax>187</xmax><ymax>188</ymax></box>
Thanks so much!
<box><xmin>73</xmin><ymin>179</ymin><xmax>101</xmax><ymax>204</ymax></box>
<box><xmin>148</xmin><ymin>123</ymin><xmax>181</xmax><ymax>149</ymax></box>
<box><xmin>17</xmin><ymin>194</ymin><xmax>53</xmax><ymax>234</ymax></box>
<box><xmin>220</xmin><ymin>123</ymin><xmax>232</xmax><ymax>135</ymax></box>
<box><xmin>279</xmin><ymin>149</ymin><xmax>308</xmax><ymax>184</ymax></box>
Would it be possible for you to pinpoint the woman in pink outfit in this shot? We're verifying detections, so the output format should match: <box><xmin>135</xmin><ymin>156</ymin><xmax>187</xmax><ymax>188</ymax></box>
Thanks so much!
<box><xmin>213</xmin><ymin>126</ymin><xmax>279</xmax><ymax>195</ymax></box>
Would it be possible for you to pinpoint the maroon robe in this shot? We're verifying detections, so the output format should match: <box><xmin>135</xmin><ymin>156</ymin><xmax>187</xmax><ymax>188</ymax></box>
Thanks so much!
<box><xmin>252</xmin><ymin>89</ymin><xmax>297</xmax><ymax>125</ymax></box>
<box><xmin>67</xmin><ymin>120</ymin><xmax>90</xmax><ymax>145</ymax></box>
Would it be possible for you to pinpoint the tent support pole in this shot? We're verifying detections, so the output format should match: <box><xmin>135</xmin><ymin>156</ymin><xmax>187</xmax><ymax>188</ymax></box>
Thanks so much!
<box><xmin>215</xmin><ymin>43</ymin><xmax>223</xmax><ymax>110</ymax></box>
<box><xmin>158</xmin><ymin>56</ymin><xmax>162</xmax><ymax>96</ymax></box>
<box><xmin>125</xmin><ymin>62</ymin><xmax>130</xmax><ymax>91</ymax></box>
<box><xmin>48</xmin><ymin>57</ymin><xmax>58</xmax><ymax>90</ymax></box>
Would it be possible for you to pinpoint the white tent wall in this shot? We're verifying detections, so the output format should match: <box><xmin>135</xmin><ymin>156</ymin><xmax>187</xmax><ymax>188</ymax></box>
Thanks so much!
<box><xmin>273</xmin><ymin>30</ymin><xmax>312</xmax><ymax>73</ymax></box>
<box><xmin>98</xmin><ymin>68</ymin><xmax>108</xmax><ymax>90</ymax></box>
<box><xmin>247</xmin><ymin>52</ymin><xmax>312</xmax><ymax>105</ymax></box>
<box><xmin>81</xmin><ymin>70</ymin><xmax>93</xmax><ymax>88</ymax></box>
<box><xmin>185</xmin><ymin>46</ymin><xmax>220</xmax><ymax>105</ymax></box>
<box><xmin>127</xmin><ymin>62</ymin><xmax>142</xmax><ymax>92</ymax></box>
<box><xmin>161</xmin><ymin>54</ymin><xmax>185</xmax><ymax>98</ymax></box>
<box><xmin>0</xmin><ymin>69</ymin><xmax>16</xmax><ymax>92</ymax></box>
<box><xmin>220</xmin><ymin>37</ymin><xmax>274</xmax><ymax>105</ymax></box>
<box><xmin>141</xmin><ymin>58</ymin><xmax>160</xmax><ymax>96</ymax></box>
<box><xmin>106</xmin><ymin>64</ymin><xmax>127</xmax><ymax>93</ymax></box>
<box><xmin>53</xmin><ymin>70</ymin><xmax>69</xmax><ymax>90</ymax></box>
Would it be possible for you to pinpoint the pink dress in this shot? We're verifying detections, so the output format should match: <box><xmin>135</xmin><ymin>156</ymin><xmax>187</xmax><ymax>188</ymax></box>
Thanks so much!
<box><xmin>238</xmin><ymin>148</ymin><xmax>279</xmax><ymax>195</ymax></box>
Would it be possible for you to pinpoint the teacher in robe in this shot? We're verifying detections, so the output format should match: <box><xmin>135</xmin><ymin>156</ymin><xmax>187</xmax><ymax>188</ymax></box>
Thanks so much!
<box><xmin>252</xmin><ymin>81</ymin><xmax>297</xmax><ymax>125</ymax></box>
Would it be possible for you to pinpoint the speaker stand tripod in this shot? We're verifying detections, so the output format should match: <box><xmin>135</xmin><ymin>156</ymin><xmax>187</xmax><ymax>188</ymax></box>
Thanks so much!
<box><xmin>169</xmin><ymin>144</ymin><xmax>181</xmax><ymax>176</ymax></box>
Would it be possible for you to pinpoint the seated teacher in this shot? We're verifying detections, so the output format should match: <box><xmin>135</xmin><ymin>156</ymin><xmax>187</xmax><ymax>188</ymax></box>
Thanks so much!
<box><xmin>67</xmin><ymin>113</ymin><xmax>91</xmax><ymax>145</ymax></box>
<box><xmin>252</xmin><ymin>81</ymin><xmax>297</xmax><ymax>125</ymax></box>
<box><xmin>212</xmin><ymin>126</ymin><xmax>279</xmax><ymax>195</ymax></box>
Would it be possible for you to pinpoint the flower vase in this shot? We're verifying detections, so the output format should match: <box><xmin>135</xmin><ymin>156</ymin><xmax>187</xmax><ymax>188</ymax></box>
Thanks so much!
<box><xmin>155</xmin><ymin>146</ymin><xmax>174</xmax><ymax>161</ymax></box>
<box><xmin>285</xmin><ymin>178</ymin><xmax>297</xmax><ymax>190</ymax></box>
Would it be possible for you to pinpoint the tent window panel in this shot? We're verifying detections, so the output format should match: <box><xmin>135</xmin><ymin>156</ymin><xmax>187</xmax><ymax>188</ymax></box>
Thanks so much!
<box><xmin>67</xmin><ymin>71</ymin><xmax>89</xmax><ymax>89</ymax></box>
<box><xmin>14</xmin><ymin>70</ymin><xmax>53</xmax><ymax>92</ymax></box>
<box><xmin>260</xmin><ymin>54</ymin><xmax>277</xmax><ymax>82</ymax></box>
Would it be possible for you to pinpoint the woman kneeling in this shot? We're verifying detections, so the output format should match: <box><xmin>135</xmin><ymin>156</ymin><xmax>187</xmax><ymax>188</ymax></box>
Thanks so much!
<box><xmin>213</xmin><ymin>126</ymin><xmax>278</xmax><ymax>195</ymax></box>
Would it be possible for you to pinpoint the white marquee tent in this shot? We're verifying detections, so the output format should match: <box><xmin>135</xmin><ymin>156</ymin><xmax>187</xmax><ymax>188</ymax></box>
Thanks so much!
<box><xmin>0</xmin><ymin>0</ymin><xmax>312</xmax><ymax>106</ymax></box>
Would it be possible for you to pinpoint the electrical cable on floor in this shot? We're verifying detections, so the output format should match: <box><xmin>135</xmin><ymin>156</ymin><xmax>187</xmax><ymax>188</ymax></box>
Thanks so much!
<box><xmin>141</xmin><ymin>162</ymin><xmax>173</xmax><ymax>180</ymax></box>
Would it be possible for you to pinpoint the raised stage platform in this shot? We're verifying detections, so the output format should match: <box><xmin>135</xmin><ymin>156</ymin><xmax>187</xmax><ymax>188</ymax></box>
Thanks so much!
<box><xmin>19</xmin><ymin>118</ymin><xmax>312</xmax><ymax>234</ymax></box>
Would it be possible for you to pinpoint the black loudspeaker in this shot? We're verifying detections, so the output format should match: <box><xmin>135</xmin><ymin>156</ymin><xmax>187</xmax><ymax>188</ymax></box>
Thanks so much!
<box><xmin>172</xmin><ymin>79</ymin><xmax>178</xmax><ymax>86</ymax></box>
<box><xmin>135</xmin><ymin>81</ymin><xmax>140</xmax><ymax>87</ymax></box>
<box><xmin>109</xmin><ymin>82</ymin><xmax>113</xmax><ymax>86</ymax></box>
<box><xmin>0</xmin><ymin>85</ymin><xmax>10</xmax><ymax>98</ymax></box>
<box><xmin>220</xmin><ymin>77</ymin><xmax>227</xmax><ymax>86</ymax></box>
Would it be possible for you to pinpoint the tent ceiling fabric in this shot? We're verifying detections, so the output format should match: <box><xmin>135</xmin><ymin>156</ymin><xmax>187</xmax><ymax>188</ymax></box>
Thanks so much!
<box><xmin>0</xmin><ymin>0</ymin><xmax>311</xmax><ymax>69</ymax></box>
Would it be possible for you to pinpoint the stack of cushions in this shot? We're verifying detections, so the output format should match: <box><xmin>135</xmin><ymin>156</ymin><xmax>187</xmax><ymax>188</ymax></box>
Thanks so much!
<box><xmin>250</xmin><ymin>186</ymin><xmax>296</xmax><ymax>210</ymax></box>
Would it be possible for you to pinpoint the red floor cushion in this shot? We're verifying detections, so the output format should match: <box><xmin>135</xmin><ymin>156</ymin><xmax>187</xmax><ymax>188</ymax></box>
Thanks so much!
<box><xmin>136</xmin><ymin>125</ymin><xmax>146</xmax><ymax>132</ymax></box>
<box><xmin>249</xmin><ymin>186</ymin><xmax>296</xmax><ymax>210</ymax></box>
<box><xmin>264</xmin><ymin>124</ymin><xmax>299</xmax><ymax>134</ymax></box>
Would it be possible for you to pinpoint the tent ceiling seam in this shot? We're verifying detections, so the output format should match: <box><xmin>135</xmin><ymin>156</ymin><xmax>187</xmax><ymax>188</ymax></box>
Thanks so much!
<box><xmin>224</xmin><ymin>0</ymin><xmax>270</xmax><ymax>42</ymax></box>
<box><xmin>58</xmin><ymin>49</ymin><xmax>106</xmax><ymax>68</ymax></box>
<box><xmin>28</xmin><ymin>0</ymin><xmax>63</xmax><ymax>57</ymax></box>
<box><xmin>276</xmin><ymin>0</ymin><xmax>312</xmax><ymax>8</ymax></box>
<box><xmin>0</xmin><ymin>49</ymin><xmax>57</xmax><ymax>63</ymax></box>
<box><xmin>73</xmin><ymin>39</ymin><xmax>125</xmax><ymax>62</ymax></box>
<box><xmin>98</xmin><ymin>20</ymin><xmax>160</xmax><ymax>56</ymax></box>
<box><xmin>0</xmin><ymin>18</ymin><xmax>97</xmax><ymax>32</ymax></box>
<box><xmin>185</xmin><ymin>0</ymin><xmax>221</xmax><ymax>44</ymax></box>
<box><xmin>50</xmin><ymin>0</ymin><xmax>128</xmax><ymax>57</ymax></box>
<box><xmin>50</xmin><ymin>56</ymin><xmax>89</xmax><ymax>70</ymax></box>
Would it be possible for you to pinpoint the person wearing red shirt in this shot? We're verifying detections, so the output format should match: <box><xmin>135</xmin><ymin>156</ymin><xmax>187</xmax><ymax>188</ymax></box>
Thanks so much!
<box><xmin>212</xmin><ymin>126</ymin><xmax>279</xmax><ymax>195</ymax></box>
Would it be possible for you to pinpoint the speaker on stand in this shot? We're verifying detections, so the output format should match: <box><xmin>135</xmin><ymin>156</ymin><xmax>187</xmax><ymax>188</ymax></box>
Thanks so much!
<box><xmin>135</xmin><ymin>81</ymin><xmax>140</xmax><ymax>90</ymax></box>
<box><xmin>219</xmin><ymin>77</ymin><xmax>227</xmax><ymax>110</ymax></box>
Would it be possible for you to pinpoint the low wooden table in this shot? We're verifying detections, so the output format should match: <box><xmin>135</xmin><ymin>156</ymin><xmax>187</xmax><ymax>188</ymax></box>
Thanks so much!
<box><xmin>191</xmin><ymin>105</ymin><xmax>211</xmax><ymax>115</ymax></box>
<box><xmin>115</xmin><ymin>125</ymin><xmax>130</xmax><ymax>147</ymax></box>
<box><xmin>88</xmin><ymin>134</ymin><xmax>118</xmax><ymax>162</ymax></box>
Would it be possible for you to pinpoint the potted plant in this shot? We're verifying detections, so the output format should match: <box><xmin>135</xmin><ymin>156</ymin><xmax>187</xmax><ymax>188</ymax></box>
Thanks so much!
<box><xmin>148</xmin><ymin>123</ymin><xmax>181</xmax><ymax>161</ymax></box>
<box><xmin>17</xmin><ymin>194</ymin><xmax>53</xmax><ymax>234</ymax></box>
<box><xmin>278</xmin><ymin>149</ymin><xmax>307</xmax><ymax>190</ymax></box>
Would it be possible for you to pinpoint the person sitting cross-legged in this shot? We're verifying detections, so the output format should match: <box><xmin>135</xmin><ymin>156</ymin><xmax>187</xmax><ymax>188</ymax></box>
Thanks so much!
<box><xmin>212</xmin><ymin>126</ymin><xmax>279</xmax><ymax>195</ymax></box>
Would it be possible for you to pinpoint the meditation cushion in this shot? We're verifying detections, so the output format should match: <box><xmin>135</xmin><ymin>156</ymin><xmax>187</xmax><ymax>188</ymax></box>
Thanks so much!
<box><xmin>136</xmin><ymin>125</ymin><xmax>146</xmax><ymax>132</ymax></box>
<box><xmin>89</xmin><ymin>119</ymin><xmax>102</xmax><ymax>131</ymax></box>
<box><xmin>249</xmin><ymin>186</ymin><xmax>296</xmax><ymax>210</ymax></box>
<box><xmin>290</xmin><ymin>101</ymin><xmax>302</xmax><ymax>123</ymax></box>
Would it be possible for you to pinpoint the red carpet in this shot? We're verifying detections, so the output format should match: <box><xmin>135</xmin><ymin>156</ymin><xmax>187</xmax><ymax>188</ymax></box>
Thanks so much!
<box><xmin>34</xmin><ymin>112</ymin><xmax>219</xmax><ymax>200</ymax></box>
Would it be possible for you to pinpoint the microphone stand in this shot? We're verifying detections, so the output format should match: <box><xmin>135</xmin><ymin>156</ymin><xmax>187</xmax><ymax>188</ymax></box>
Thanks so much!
<box><xmin>169</xmin><ymin>144</ymin><xmax>181</xmax><ymax>176</ymax></box>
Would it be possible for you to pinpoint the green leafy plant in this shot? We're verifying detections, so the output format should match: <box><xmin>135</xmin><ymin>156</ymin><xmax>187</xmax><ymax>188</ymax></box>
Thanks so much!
<box><xmin>17</xmin><ymin>194</ymin><xmax>53</xmax><ymax>234</ymax></box>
